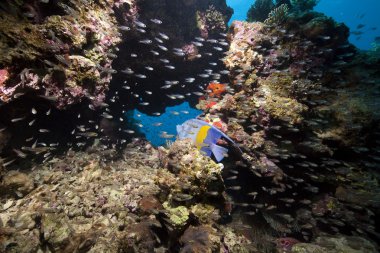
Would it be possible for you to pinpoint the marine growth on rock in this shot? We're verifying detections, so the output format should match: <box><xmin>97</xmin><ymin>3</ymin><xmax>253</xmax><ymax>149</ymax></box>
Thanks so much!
<box><xmin>0</xmin><ymin>0</ymin><xmax>379</xmax><ymax>252</ymax></box>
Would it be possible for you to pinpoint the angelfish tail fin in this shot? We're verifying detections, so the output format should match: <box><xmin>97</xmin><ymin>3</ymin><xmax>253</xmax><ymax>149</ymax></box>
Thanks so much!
<box><xmin>210</xmin><ymin>143</ymin><xmax>228</xmax><ymax>162</ymax></box>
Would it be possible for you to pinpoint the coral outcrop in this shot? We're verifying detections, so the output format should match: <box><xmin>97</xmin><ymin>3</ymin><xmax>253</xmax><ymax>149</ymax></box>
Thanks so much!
<box><xmin>196</xmin><ymin>7</ymin><xmax>379</xmax><ymax>253</ymax></box>
<box><xmin>0</xmin><ymin>0</ymin><xmax>122</xmax><ymax>109</ymax></box>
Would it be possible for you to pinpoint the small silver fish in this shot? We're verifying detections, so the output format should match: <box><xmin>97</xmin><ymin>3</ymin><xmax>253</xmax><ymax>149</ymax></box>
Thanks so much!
<box><xmin>135</xmin><ymin>74</ymin><xmax>147</xmax><ymax>79</ymax></box>
<box><xmin>150</xmin><ymin>18</ymin><xmax>162</xmax><ymax>24</ymax></box>
<box><xmin>11</xmin><ymin>117</ymin><xmax>25</xmax><ymax>123</ymax></box>
<box><xmin>134</xmin><ymin>20</ymin><xmax>146</xmax><ymax>28</ymax></box>
<box><xmin>155</xmin><ymin>37</ymin><xmax>164</xmax><ymax>43</ymax></box>
<box><xmin>161</xmin><ymin>84</ymin><xmax>172</xmax><ymax>89</ymax></box>
<box><xmin>101</xmin><ymin>113</ymin><xmax>113</xmax><ymax>119</ymax></box>
<box><xmin>213</xmin><ymin>47</ymin><xmax>223</xmax><ymax>51</ymax></box>
<box><xmin>158</xmin><ymin>32</ymin><xmax>169</xmax><ymax>40</ymax></box>
<box><xmin>185</xmin><ymin>78</ymin><xmax>195</xmax><ymax>83</ymax></box>
<box><xmin>139</xmin><ymin>39</ymin><xmax>152</xmax><ymax>44</ymax></box>
<box><xmin>160</xmin><ymin>132</ymin><xmax>175</xmax><ymax>138</ymax></box>
<box><xmin>14</xmin><ymin>93</ymin><xmax>25</xmax><ymax>99</ymax></box>
<box><xmin>2</xmin><ymin>159</ymin><xmax>16</xmax><ymax>167</ymax></box>
<box><xmin>145</xmin><ymin>66</ymin><xmax>154</xmax><ymax>71</ymax></box>
<box><xmin>192</xmin><ymin>41</ymin><xmax>203</xmax><ymax>47</ymax></box>
<box><xmin>28</xmin><ymin>119</ymin><xmax>36</xmax><ymax>126</ymax></box>
<box><xmin>158</xmin><ymin>45</ymin><xmax>168</xmax><ymax>51</ymax></box>
<box><xmin>13</xmin><ymin>148</ymin><xmax>27</xmax><ymax>158</ymax></box>
<box><xmin>173</xmin><ymin>51</ymin><xmax>185</xmax><ymax>57</ymax></box>
<box><xmin>118</xmin><ymin>26</ymin><xmax>130</xmax><ymax>31</ymax></box>
<box><xmin>122</xmin><ymin>68</ymin><xmax>134</xmax><ymax>75</ymax></box>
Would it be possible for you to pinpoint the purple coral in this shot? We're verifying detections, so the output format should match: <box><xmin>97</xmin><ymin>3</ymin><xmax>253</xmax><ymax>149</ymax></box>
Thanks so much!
<box><xmin>182</xmin><ymin>43</ymin><xmax>199</xmax><ymax>61</ymax></box>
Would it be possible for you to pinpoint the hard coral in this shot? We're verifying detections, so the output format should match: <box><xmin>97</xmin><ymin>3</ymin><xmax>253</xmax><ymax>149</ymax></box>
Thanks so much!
<box><xmin>0</xmin><ymin>0</ymin><xmax>122</xmax><ymax>108</ymax></box>
<box><xmin>196</xmin><ymin>5</ymin><xmax>227</xmax><ymax>39</ymax></box>
<box><xmin>157</xmin><ymin>139</ymin><xmax>224</xmax><ymax>202</ymax></box>
<box><xmin>264</xmin><ymin>3</ymin><xmax>289</xmax><ymax>26</ymax></box>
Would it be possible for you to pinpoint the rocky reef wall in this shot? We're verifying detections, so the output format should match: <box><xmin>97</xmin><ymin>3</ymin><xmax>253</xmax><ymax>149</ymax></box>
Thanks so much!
<box><xmin>196</xmin><ymin>7</ymin><xmax>380</xmax><ymax>252</ymax></box>
<box><xmin>0</xmin><ymin>0</ymin><xmax>232</xmax><ymax>161</ymax></box>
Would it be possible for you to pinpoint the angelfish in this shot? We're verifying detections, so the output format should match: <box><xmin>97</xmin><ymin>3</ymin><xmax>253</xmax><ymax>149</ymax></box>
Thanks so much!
<box><xmin>176</xmin><ymin>119</ymin><xmax>240</xmax><ymax>162</ymax></box>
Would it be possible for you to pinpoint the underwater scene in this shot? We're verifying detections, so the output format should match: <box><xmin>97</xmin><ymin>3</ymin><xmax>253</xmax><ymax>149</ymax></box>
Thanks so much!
<box><xmin>0</xmin><ymin>0</ymin><xmax>379</xmax><ymax>252</ymax></box>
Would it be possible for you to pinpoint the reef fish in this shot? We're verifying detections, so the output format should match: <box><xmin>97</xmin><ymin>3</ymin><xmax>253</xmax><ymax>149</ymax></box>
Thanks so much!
<box><xmin>176</xmin><ymin>119</ymin><xmax>240</xmax><ymax>162</ymax></box>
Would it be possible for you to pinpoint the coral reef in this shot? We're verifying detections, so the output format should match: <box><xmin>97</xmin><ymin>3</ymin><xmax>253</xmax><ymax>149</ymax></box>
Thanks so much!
<box><xmin>0</xmin><ymin>138</ymin><xmax>258</xmax><ymax>252</ymax></box>
<box><xmin>247</xmin><ymin>0</ymin><xmax>275</xmax><ymax>23</ymax></box>
<box><xmin>0</xmin><ymin>142</ymin><xmax>162</xmax><ymax>252</ymax></box>
<box><xmin>291</xmin><ymin>235</ymin><xmax>377</xmax><ymax>253</ymax></box>
<box><xmin>197</xmin><ymin>5</ymin><xmax>228</xmax><ymax>39</ymax></box>
<box><xmin>264</xmin><ymin>3</ymin><xmax>289</xmax><ymax>25</ymax></box>
<box><xmin>197</xmin><ymin>6</ymin><xmax>380</xmax><ymax>253</ymax></box>
<box><xmin>0</xmin><ymin>0</ymin><xmax>122</xmax><ymax>109</ymax></box>
<box><xmin>0</xmin><ymin>0</ymin><xmax>379</xmax><ymax>252</ymax></box>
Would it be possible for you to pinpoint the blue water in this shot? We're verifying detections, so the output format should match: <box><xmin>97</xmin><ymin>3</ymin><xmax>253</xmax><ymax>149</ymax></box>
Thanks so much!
<box><xmin>227</xmin><ymin>0</ymin><xmax>380</xmax><ymax>50</ymax></box>
<box><xmin>125</xmin><ymin>102</ymin><xmax>202</xmax><ymax>146</ymax></box>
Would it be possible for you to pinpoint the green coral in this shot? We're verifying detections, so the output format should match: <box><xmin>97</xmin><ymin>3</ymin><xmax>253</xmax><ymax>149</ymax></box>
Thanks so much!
<box><xmin>264</xmin><ymin>4</ymin><xmax>289</xmax><ymax>25</ymax></box>
<box><xmin>264</xmin><ymin>94</ymin><xmax>307</xmax><ymax>124</ymax></box>
<box><xmin>163</xmin><ymin>202</ymin><xmax>189</xmax><ymax>228</ymax></box>
<box><xmin>191</xmin><ymin>204</ymin><xmax>216</xmax><ymax>224</ymax></box>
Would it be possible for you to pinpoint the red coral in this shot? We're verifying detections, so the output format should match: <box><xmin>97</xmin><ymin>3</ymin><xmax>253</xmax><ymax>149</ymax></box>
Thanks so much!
<box><xmin>206</xmin><ymin>101</ymin><xmax>217</xmax><ymax>109</ymax></box>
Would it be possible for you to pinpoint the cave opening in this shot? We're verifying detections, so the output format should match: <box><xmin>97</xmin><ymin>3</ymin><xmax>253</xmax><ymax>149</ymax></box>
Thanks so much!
<box><xmin>106</xmin><ymin>3</ymin><xmax>232</xmax><ymax>146</ymax></box>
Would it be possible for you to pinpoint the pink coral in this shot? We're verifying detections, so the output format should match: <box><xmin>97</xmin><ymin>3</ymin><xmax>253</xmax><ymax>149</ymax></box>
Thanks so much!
<box><xmin>0</xmin><ymin>69</ymin><xmax>9</xmax><ymax>86</ymax></box>
<box><xmin>182</xmin><ymin>43</ymin><xmax>199</xmax><ymax>61</ymax></box>
<box><xmin>275</xmin><ymin>237</ymin><xmax>300</xmax><ymax>252</ymax></box>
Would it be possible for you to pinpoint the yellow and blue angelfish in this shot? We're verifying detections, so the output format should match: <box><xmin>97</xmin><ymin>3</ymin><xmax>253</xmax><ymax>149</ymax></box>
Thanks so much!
<box><xmin>176</xmin><ymin>119</ymin><xmax>240</xmax><ymax>162</ymax></box>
